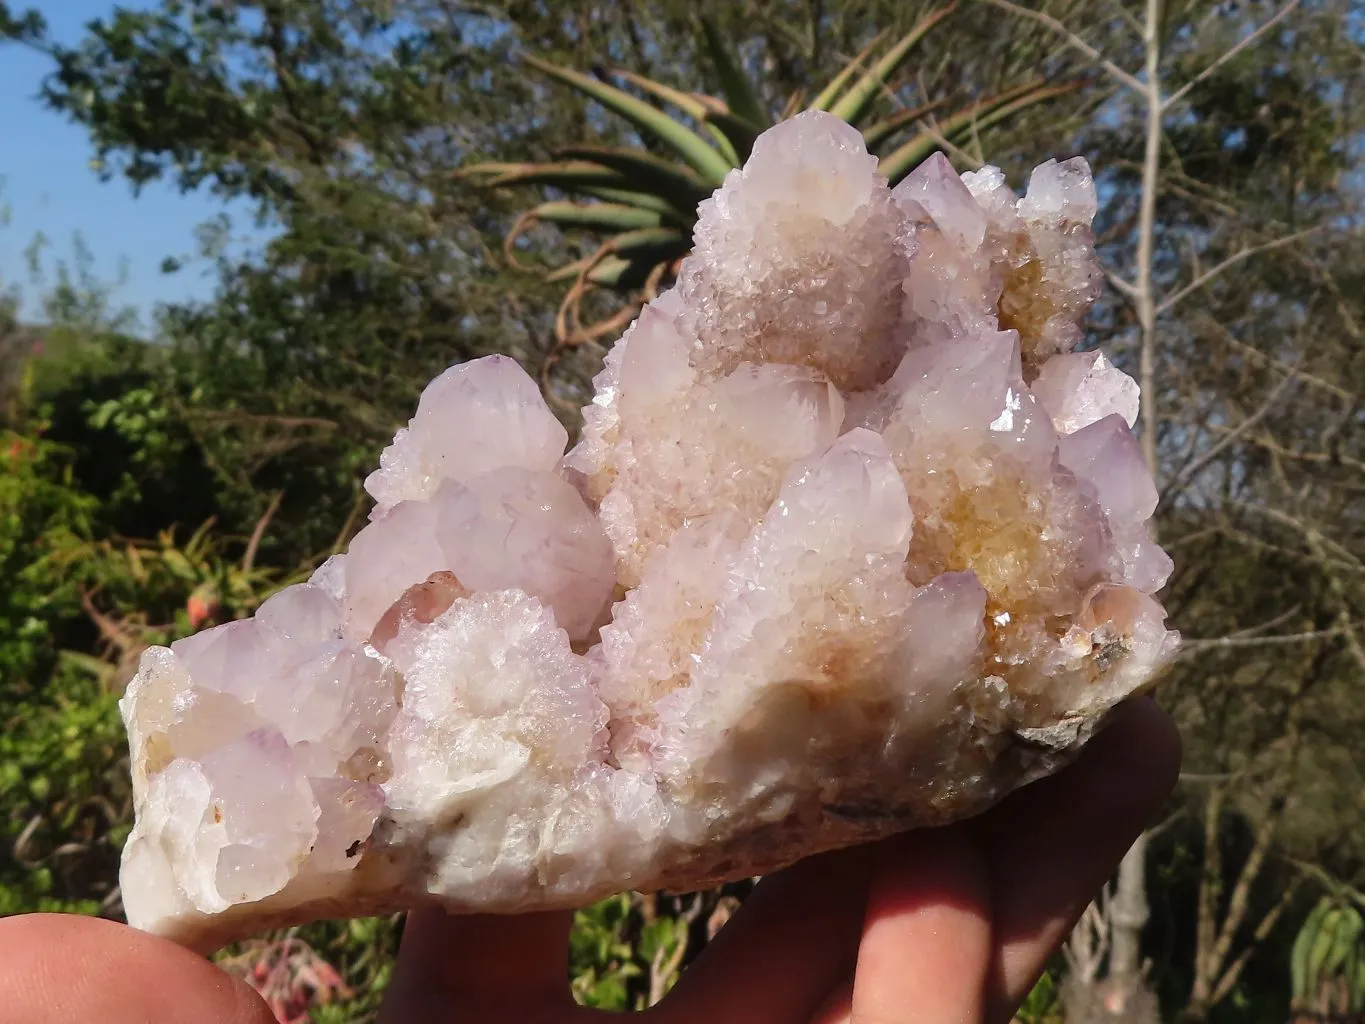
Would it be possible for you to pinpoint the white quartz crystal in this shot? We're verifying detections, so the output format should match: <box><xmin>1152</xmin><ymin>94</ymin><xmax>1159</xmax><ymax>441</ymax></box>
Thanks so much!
<box><xmin>1032</xmin><ymin>350</ymin><xmax>1141</xmax><ymax>434</ymax></box>
<box><xmin>120</xmin><ymin>111</ymin><xmax>1178</xmax><ymax>951</ymax></box>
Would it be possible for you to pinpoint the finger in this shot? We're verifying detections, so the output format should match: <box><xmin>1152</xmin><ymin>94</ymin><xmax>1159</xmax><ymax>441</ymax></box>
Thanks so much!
<box><xmin>0</xmin><ymin>913</ymin><xmax>275</xmax><ymax>1024</ymax></box>
<box><xmin>808</xmin><ymin>980</ymin><xmax>855</xmax><ymax>1024</ymax></box>
<box><xmin>380</xmin><ymin>907</ymin><xmax>575</xmax><ymax>1022</ymax></box>
<box><xmin>659</xmin><ymin>844</ymin><xmax>878</xmax><ymax>1024</ymax></box>
<box><xmin>969</xmin><ymin>697</ymin><xmax>1181</xmax><ymax>1019</ymax></box>
<box><xmin>850</xmin><ymin>829</ymin><xmax>993</xmax><ymax>1024</ymax></box>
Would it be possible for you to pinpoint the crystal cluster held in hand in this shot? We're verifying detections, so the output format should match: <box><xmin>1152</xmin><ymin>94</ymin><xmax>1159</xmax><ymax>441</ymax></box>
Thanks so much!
<box><xmin>119</xmin><ymin>111</ymin><xmax>1178</xmax><ymax>951</ymax></box>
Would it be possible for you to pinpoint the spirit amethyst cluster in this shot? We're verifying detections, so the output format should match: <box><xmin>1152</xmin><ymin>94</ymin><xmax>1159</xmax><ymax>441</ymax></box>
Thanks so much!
<box><xmin>119</xmin><ymin>111</ymin><xmax>1177</xmax><ymax>951</ymax></box>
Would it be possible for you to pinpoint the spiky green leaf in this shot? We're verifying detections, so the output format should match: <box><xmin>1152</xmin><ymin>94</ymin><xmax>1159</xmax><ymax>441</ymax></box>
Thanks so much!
<box><xmin>611</xmin><ymin>71</ymin><xmax>742</xmax><ymax>166</ymax></box>
<box><xmin>461</xmin><ymin>160</ymin><xmax>632</xmax><ymax>191</ymax></box>
<box><xmin>576</xmin><ymin>186</ymin><xmax>695</xmax><ymax>225</ymax></box>
<box><xmin>1308</xmin><ymin>908</ymin><xmax>1347</xmax><ymax>1001</ymax></box>
<box><xmin>548</xmin><ymin>253</ymin><xmax>632</xmax><ymax>286</ymax></box>
<box><xmin>526</xmin><ymin>201</ymin><xmax>665</xmax><ymax>232</ymax></box>
<box><xmin>548</xmin><ymin>227</ymin><xmax>688</xmax><ymax>282</ymax></box>
<box><xmin>602</xmin><ymin>225</ymin><xmax>689</xmax><ymax>260</ymax></box>
<box><xmin>828</xmin><ymin>5</ymin><xmax>957</xmax><ymax>126</ymax></box>
<box><xmin>556</xmin><ymin>145</ymin><xmax>713</xmax><ymax>212</ymax></box>
<box><xmin>689</xmin><ymin>92</ymin><xmax>762</xmax><ymax>164</ymax></box>
<box><xmin>808</xmin><ymin>30</ymin><xmax>889</xmax><ymax>112</ymax></box>
<box><xmin>861</xmin><ymin>99</ymin><xmax>947</xmax><ymax>152</ymax></box>
<box><xmin>524</xmin><ymin>55</ymin><xmax>732</xmax><ymax>185</ymax></box>
<box><xmin>696</xmin><ymin>16</ymin><xmax>769</xmax><ymax>128</ymax></box>
<box><xmin>1351</xmin><ymin>943</ymin><xmax>1365</xmax><ymax>1013</ymax></box>
<box><xmin>1292</xmin><ymin>901</ymin><xmax>1330</xmax><ymax>1002</ymax></box>
<box><xmin>704</xmin><ymin>127</ymin><xmax>741</xmax><ymax>170</ymax></box>
<box><xmin>612</xmin><ymin>70</ymin><xmax>709</xmax><ymax>122</ymax></box>
<box><xmin>1326</xmin><ymin>910</ymin><xmax>1364</xmax><ymax>977</ymax></box>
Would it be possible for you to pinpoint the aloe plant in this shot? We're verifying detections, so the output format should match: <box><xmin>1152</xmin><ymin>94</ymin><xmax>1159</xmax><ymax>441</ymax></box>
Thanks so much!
<box><xmin>463</xmin><ymin>5</ymin><xmax>1076</xmax><ymax>343</ymax></box>
<box><xmin>1291</xmin><ymin>895</ymin><xmax>1365</xmax><ymax>1019</ymax></box>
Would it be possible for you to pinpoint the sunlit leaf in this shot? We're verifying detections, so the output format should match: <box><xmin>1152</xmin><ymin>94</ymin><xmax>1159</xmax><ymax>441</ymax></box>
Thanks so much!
<box><xmin>827</xmin><ymin>5</ymin><xmax>957</xmax><ymax>126</ymax></box>
<box><xmin>524</xmin><ymin>56</ymin><xmax>732</xmax><ymax>185</ymax></box>
<box><xmin>695</xmin><ymin>16</ymin><xmax>769</xmax><ymax>129</ymax></box>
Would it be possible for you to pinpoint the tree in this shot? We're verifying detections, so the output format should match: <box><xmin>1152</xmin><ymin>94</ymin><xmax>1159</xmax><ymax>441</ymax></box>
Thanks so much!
<box><xmin>978</xmin><ymin>0</ymin><xmax>1364</xmax><ymax>1019</ymax></box>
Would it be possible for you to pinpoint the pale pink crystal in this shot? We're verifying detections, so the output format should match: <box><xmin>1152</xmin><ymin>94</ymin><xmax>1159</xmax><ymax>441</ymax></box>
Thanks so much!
<box><xmin>1032</xmin><ymin>350</ymin><xmax>1141</xmax><ymax>434</ymax></box>
<box><xmin>365</xmin><ymin>355</ymin><xmax>568</xmax><ymax>515</ymax></box>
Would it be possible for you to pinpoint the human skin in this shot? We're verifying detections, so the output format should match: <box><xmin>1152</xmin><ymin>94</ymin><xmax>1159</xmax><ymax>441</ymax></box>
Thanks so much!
<box><xmin>0</xmin><ymin>698</ymin><xmax>1179</xmax><ymax>1024</ymax></box>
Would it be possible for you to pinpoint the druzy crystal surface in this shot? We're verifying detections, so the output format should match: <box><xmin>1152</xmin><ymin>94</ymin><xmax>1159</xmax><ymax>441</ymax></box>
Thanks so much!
<box><xmin>120</xmin><ymin>111</ymin><xmax>1178</xmax><ymax>951</ymax></box>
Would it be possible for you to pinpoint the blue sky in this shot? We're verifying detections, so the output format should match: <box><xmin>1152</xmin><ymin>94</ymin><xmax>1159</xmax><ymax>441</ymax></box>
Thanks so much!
<box><xmin>0</xmin><ymin>0</ymin><xmax>256</xmax><ymax>329</ymax></box>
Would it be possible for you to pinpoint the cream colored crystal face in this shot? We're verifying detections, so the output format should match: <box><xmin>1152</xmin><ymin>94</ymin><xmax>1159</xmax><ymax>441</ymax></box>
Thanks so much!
<box><xmin>119</xmin><ymin>110</ymin><xmax>1178</xmax><ymax>952</ymax></box>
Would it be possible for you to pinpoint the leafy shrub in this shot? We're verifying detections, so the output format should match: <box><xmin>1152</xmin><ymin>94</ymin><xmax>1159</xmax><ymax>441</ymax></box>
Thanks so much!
<box><xmin>0</xmin><ymin>661</ymin><xmax>126</xmax><ymax>918</ymax></box>
<box><xmin>0</xmin><ymin>431</ymin><xmax>95</xmax><ymax>692</ymax></box>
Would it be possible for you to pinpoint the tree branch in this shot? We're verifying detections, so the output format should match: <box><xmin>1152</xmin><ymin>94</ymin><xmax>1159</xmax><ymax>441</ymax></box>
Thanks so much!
<box><xmin>1135</xmin><ymin>0</ymin><xmax>1163</xmax><ymax>484</ymax></box>
<box><xmin>1200</xmin><ymin>317</ymin><xmax>1358</xmax><ymax>402</ymax></box>
<box><xmin>1105</xmin><ymin>267</ymin><xmax>1141</xmax><ymax>303</ymax></box>
<box><xmin>1162</xmin><ymin>0</ymin><xmax>1305</xmax><ymax>112</ymax></box>
<box><xmin>1209</xmin><ymin>877</ymin><xmax>1303</xmax><ymax>1006</ymax></box>
<box><xmin>976</xmin><ymin>0</ymin><xmax>1147</xmax><ymax>94</ymax></box>
<box><xmin>1156</xmin><ymin>228</ymin><xmax>1318</xmax><ymax>315</ymax></box>
<box><xmin>1166</xmin><ymin>369</ymin><xmax>1299</xmax><ymax>495</ymax></box>
<box><xmin>1176</xmin><ymin>627</ymin><xmax>1347</xmax><ymax>658</ymax></box>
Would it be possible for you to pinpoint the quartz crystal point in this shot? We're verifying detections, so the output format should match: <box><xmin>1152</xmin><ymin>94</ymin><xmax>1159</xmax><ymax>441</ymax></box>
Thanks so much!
<box><xmin>120</xmin><ymin>111</ymin><xmax>1179</xmax><ymax>951</ymax></box>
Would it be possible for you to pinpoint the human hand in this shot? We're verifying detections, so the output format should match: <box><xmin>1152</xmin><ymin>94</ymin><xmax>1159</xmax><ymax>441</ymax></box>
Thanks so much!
<box><xmin>0</xmin><ymin>698</ymin><xmax>1178</xmax><ymax>1024</ymax></box>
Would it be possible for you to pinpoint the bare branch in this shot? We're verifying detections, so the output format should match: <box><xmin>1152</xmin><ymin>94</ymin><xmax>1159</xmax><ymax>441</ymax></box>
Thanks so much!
<box><xmin>1192</xmin><ymin>787</ymin><xmax>1225</xmax><ymax>999</ymax></box>
<box><xmin>1305</xmin><ymin>549</ymin><xmax>1365</xmax><ymax>678</ymax></box>
<box><xmin>186</xmin><ymin>409</ymin><xmax>339</xmax><ymax>431</ymax></box>
<box><xmin>913</xmin><ymin>73</ymin><xmax>987</xmax><ymax>170</ymax></box>
<box><xmin>1239</xmin><ymin>502</ymin><xmax>1363</xmax><ymax>569</ymax></box>
<box><xmin>1105</xmin><ymin>0</ymin><xmax>1147</xmax><ymax>37</ymax></box>
<box><xmin>1217</xmin><ymin>521</ymin><xmax>1364</xmax><ymax>576</ymax></box>
<box><xmin>1163</xmin><ymin>0</ymin><xmax>1305</xmax><ymax>112</ymax></box>
<box><xmin>1135</xmin><ymin>0</ymin><xmax>1163</xmax><ymax>484</ymax></box>
<box><xmin>1176</xmin><ymin>626</ymin><xmax>1347</xmax><ymax>658</ymax></box>
<box><xmin>1207</xmin><ymin>797</ymin><xmax>1286</xmax><ymax>994</ymax></box>
<box><xmin>242</xmin><ymin>491</ymin><xmax>284</xmax><ymax>574</ymax></box>
<box><xmin>647</xmin><ymin>895</ymin><xmax>704</xmax><ymax>1006</ymax></box>
<box><xmin>1157</xmin><ymin>228</ymin><xmax>1319</xmax><ymax>315</ymax></box>
<box><xmin>1063</xmin><ymin>888</ymin><xmax>1113</xmax><ymax>983</ymax></box>
<box><xmin>1222</xmin><ymin>605</ymin><xmax>1306</xmax><ymax>639</ymax></box>
<box><xmin>1105</xmin><ymin>268</ymin><xmax>1141</xmax><ymax>303</ymax></box>
<box><xmin>1235</xmin><ymin>434</ymin><xmax>1365</xmax><ymax>475</ymax></box>
<box><xmin>976</xmin><ymin>0</ymin><xmax>1147</xmax><ymax>94</ymax></box>
<box><xmin>1166</xmin><ymin>370</ymin><xmax>1298</xmax><ymax>495</ymax></box>
<box><xmin>1209</xmin><ymin>877</ymin><xmax>1303</xmax><ymax>1006</ymax></box>
<box><xmin>1201</xmin><ymin>317</ymin><xmax>1358</xmax><ymax>402</ymax></box>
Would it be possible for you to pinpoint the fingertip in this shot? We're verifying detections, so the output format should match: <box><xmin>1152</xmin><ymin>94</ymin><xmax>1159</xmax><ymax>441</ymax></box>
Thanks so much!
<box><xmin>0</xmin><ymin>913</ymin><xmax>274</xmax><ymax>1024</ymax></box>
<box><xmin>852</xmin><ymin>829</ymin><xmax>993</xmax><ymax>1024</ymax></box>
<box><xmin>971</xmin><ymin>696</ymin><xmax>1183</xmax><ymax>1020</ymax></box>
<box><xmin>1088</xmin><ymin>695</ymin><xmax>1183</xmax><ymax>819</ymax></box>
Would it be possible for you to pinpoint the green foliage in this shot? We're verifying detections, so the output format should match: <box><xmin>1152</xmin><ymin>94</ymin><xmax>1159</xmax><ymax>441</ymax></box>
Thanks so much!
<box><xmin>465</xmin><ymin>6</ymin><xmax>1073</xmax><ymax>342</ymax></box>
<box><xmin>1290</xmin><ymin>894</ymin><xmax>1365</xmax><ymax>1018</ymax></box>
<box><xmin>0</xmin><ymin>433</ymin><xmax>95</xmax><ymax>691</ymax></box>
<box><xmin>1016</xmin><ymin>969</ymin><xmax>1065</xmax><ymax>1024</ymax></box>
<box><xmin>0</xmin><ymin>663</ymin><xmax>125</xmax><ymax>919</ymax></box>
<box><xmin>571</xmin><ymin>893</ymin><xmax>645</xmax><ymax>1009</ymax></box>
<box><xmin>0</xmin><ymin>1</ymin><xmax>43</xmax><ymax>42</ymax></box>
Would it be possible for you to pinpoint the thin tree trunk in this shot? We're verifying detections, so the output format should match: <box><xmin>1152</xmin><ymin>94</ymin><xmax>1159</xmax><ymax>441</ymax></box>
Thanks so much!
<box><xmin>1136</xmin><ymin>0</ymin><xmax>1163</xmax><ymax>480</ymax></box>
<box><xmin>1108</xmin><ymin>0</ymin><xmax>1164</xmax><ymax>991</ymax></box>
<box><xmin>1109</xmin><ymin>831</ymin><xmax>1152</xmax><ymax>982</ymax></box>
